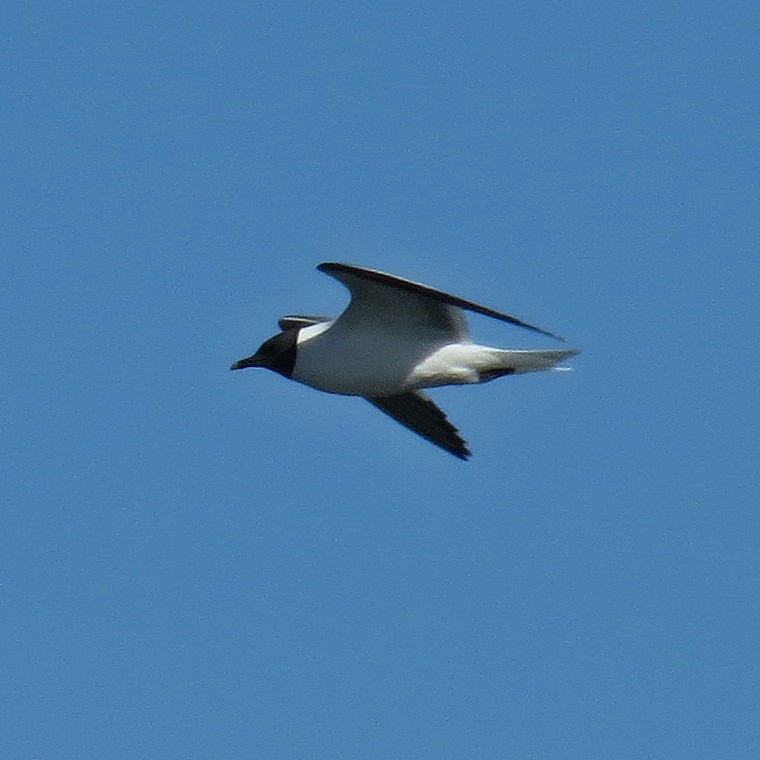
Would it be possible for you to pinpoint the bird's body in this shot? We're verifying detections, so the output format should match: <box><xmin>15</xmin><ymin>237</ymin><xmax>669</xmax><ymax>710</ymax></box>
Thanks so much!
<box><xmin>294</xmin><ymin>324</ymin><xmax>574</xmax><ymax>396</ymax></box>
<box><xmin>232</xmin><ymin>262</ymin><xmax>580</xmax><ymax>459</ymax></box>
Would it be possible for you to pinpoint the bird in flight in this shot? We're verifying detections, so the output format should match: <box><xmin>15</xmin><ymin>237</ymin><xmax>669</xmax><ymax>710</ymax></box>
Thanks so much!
<box><xmin>231</xmin><ymin>262</ymin><xmax>579</xmax><ymax>460</ymax></box>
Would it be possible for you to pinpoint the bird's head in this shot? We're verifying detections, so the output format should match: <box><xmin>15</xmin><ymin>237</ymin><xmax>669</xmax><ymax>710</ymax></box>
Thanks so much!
<box><xmin>230</xmin><ymin>329</ymin><xmax>298</xmax><ymax>378</ymax></box>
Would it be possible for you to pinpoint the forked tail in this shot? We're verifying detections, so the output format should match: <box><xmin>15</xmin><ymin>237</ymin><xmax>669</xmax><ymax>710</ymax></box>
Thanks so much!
<box><xmin>479</xmin><ymin>348</ymin><xmax>581</xmax><ymax>381</ymax></box>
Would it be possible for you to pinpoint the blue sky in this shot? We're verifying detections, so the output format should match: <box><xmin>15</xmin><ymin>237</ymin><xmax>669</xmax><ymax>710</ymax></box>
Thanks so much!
<box><xmin>4</xmin><ymin>2</ymin><xmax>759</xmax><ymax>758</ymax></box>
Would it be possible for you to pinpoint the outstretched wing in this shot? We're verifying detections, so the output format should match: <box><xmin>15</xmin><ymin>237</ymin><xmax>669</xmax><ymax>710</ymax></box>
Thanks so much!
<box><xmin>367</xmin><ymin>391</ymin><xmax>471</xmax><ymax>460</ymax></box>
<box><xmin>318</xmin><ymin>262</ymin><xmax>563</xmax><ymax>341</ymax></box>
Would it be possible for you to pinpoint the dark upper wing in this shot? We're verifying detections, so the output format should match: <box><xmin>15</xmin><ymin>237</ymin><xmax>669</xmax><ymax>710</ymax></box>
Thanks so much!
<box><xmin>367</xmin><ymin>391</ymin><xmax>471</xmax><ymax>460</ymax></box>
<box><xmin>278</xmin><ymin>315</ymin><xmax>332</xmax><ymax>331</ymax></box>
<box><xmin>318</xmin><ymin>262</ymin><xmax>563</xmax><ymax>341</ymax></box>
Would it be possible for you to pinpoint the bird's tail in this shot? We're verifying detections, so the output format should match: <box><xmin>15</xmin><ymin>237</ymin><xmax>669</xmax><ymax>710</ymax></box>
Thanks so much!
<box><xmin>479</xmin><ymin>348</ymin><xmax>581</xmax><ymax>381</ymax></box>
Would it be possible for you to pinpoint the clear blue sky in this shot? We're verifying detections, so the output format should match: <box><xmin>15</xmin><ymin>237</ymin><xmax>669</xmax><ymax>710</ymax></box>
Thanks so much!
<box><xmin>4</xmin><ymin>2</ymin><xmax>759</xmax><ymax>758</ymax></box>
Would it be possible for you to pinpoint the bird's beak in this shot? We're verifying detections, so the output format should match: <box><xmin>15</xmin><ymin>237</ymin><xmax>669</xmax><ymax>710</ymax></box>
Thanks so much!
<box><xmin>230</xmin><ymin>353</ymin><xmax>263</xmax><ymax>371</ymax></box>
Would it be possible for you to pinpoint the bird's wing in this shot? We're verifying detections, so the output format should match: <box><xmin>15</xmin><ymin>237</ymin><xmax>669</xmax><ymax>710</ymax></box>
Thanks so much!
<box><xmin>318</xmin><ymin>262</ymin><xmax>563</xmax><ymax>341</ymax></box>
<box><xmin>367</xmin><ymin>391</ymin><xmax>471</xmax><ymax>460</ymax></box>
<box><xmin>278</xmin><ymin>315</ymin><xmax>332</xmax><ymax>331</ymax></box>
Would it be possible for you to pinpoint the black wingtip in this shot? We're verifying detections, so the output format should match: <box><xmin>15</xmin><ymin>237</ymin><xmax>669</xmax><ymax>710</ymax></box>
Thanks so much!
<box><xmin>536</xmin><ymin>326</ymin><xmax>565</xmax><ymax>342</ymax></box>
<box><xmin>451</xmin><ymin>438</ymin><xmax>472</xmax><ymax>461</ymax></box>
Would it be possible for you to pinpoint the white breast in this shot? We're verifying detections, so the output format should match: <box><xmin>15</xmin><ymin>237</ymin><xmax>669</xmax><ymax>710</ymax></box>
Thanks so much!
<box><xmin>292</xmin><ymin>321</ymin><xmax>451</xmax><ymax>396</ymax></box>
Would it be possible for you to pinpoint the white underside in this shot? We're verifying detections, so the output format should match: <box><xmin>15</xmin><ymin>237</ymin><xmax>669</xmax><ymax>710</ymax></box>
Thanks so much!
<box><xmin>292</xmin><ymin>321</ymin><xmax>579</xmax><ymax>397</ymax></box>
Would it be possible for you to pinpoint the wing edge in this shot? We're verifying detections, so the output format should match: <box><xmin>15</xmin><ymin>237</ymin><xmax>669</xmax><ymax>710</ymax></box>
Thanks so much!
<box><xmin>318</xmin><ymin>262</ymin><xmax>564</xmax><ymax>341</ymax></box>
<box><xmin>366</xmin><ymin>391</ymin><xmax>471</xmax><ymax>461</ymax></box>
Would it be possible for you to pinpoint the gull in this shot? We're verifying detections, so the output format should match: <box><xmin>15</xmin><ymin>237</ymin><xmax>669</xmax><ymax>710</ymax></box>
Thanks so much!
<box><xmin>231</xmin><ymin>263</ymin><xmax>580</xmax><ymax>460</ymax></box>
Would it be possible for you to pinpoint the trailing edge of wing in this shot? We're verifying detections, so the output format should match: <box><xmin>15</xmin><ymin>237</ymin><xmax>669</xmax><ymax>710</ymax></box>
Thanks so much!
<box><xmin>318</xmin><ymin>262</ymin><xmax>564</xmax><ymax>341</ymax></box>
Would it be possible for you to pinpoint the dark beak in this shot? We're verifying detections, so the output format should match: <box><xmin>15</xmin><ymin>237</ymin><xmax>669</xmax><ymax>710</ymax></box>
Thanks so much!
<box><xmin>230</xmin><ymin>353</ymin><xmax>263</xmax><ymax>371</ymax></box>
